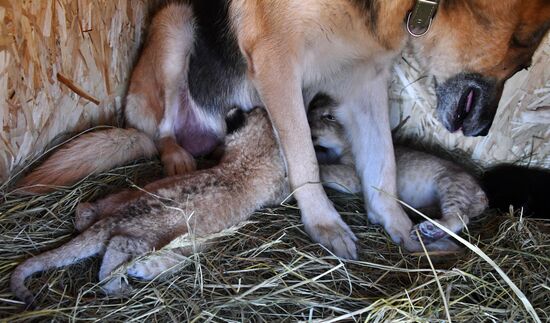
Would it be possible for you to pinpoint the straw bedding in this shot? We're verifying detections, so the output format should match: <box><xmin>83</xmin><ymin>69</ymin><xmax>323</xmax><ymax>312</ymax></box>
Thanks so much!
<box><xmin>0</xmin><ymin>161</ymin><xmax>548</xmax><ymax>322</ymax></box>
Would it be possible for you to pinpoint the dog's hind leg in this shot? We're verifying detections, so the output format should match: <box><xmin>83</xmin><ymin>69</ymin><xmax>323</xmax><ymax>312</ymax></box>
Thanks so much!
<box><xmin>125</xmin><ymin>3</ymin><xmax>197</xmax><ymax>176</ymax></box>
<box><xmin>155</xmin><ymin>12</ymin><xmax>197</xmax><ymax>175</ymax></box>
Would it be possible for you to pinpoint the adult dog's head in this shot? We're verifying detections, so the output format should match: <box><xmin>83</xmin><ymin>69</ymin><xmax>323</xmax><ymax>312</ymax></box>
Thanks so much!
<box><xmin>410</xmin><ymin>0</ymin><xmax>550</xmax><ymax>136</ymax></box>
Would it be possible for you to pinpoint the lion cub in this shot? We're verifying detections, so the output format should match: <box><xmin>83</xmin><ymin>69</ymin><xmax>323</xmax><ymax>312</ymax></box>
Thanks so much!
<box><xmin>307</xmin><ymin>94</ymin><xmax>488</xmax><ymax>244</ymax></box>
<box><xmin>11</xmin><ymin>108</ymin><xmax>288</xmax><ymax>306</ymax></box>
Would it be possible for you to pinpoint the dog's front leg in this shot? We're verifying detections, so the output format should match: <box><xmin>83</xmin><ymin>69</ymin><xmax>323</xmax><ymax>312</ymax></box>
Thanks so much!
<box><xmin>340</xmin><ymin>72</ymin><xmax>420</xmax><ymax>252</ymax></box>
<box><xmin>247</xmin><ymin>48</ymin><xmax>357</xmax><ymax>259</ymax></box>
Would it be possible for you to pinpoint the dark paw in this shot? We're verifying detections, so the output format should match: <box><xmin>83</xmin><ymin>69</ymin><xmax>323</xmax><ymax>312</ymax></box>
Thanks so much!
<box><xmin>410</xmin><ymin>221</ymin><xmax>447</xmax><ymax>243</ymax></box>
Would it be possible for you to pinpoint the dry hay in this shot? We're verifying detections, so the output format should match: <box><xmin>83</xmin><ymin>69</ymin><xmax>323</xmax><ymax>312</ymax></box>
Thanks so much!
<box><xmin>0</xmin><ymin>161</ymin><xmax>549</xmax><ymax>322</ymax></box>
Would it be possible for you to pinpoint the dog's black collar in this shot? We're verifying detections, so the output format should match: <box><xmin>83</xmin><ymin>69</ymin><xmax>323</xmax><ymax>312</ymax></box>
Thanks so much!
<box><xmin>407</xmin><ymin>0</ymin><xmax>440</xmax><ymax>37</ymax></box>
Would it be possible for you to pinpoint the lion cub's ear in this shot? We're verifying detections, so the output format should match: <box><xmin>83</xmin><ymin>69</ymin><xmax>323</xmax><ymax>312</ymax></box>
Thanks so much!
<box><xmin>308</xmin><ymin>93</ymin><xmax>338</xmax><ymax>112</ymax></box>
<box><xmin>225</xmin><ymin>107</ymin><xmax>246</xmax><ymax>135</ymax></box>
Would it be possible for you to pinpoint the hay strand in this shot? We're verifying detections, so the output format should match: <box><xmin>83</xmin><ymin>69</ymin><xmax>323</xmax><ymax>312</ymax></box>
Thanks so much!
<box><xmin>415</xmin><ymin>230</ymin><xmax>453</xmax><ymax>323</ymax></box>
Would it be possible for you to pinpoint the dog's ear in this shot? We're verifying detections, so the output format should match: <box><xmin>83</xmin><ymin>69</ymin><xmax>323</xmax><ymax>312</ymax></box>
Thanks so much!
<box><xmin>225</xmin><ymin>107</ymin><xmax>246</xmax><ymax>135</ymax></box>
<box><xmin>308</xmin><ymin>93</ymin><xmax>338</xmax><ymax>112</ymax></box>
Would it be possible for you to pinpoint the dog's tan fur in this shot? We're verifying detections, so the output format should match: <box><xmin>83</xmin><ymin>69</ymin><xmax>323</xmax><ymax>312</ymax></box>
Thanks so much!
<box><xmin>11</xmin><ymin>108</ymin><xmax>289</xmax><ymax>306</ymax></box>
<box><xmin>18</xmin><ymin>0</ymin><xmax>550</xmax><ymax>258</ymax></box>
<box><xmin>410</xmin><ymin>1</ymin><xmax>550</xmax><ymax>81</ymax></box>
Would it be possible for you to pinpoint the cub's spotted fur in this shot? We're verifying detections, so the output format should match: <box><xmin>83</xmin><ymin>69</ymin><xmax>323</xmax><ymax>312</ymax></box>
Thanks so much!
<box><xmin>11</xmin><ymin>109</ymin><xmax>288</xmax><ymax>307</ymax></box>
<box><xmin>308</xmin><ymin>94</ymin><xmax>488</xmax><ymax>244</ymax></box>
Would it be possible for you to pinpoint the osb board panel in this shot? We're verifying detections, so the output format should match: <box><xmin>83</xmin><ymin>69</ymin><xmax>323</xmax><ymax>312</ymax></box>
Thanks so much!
<box><xmin>389</xmin><ymin>33</ymin><xmax>550</xmax><ymax>169</ymax></box>
<box><xmin>0</xmin><ymin>0</ymin><xmax>149</xmax><ymax>182</ymax></box>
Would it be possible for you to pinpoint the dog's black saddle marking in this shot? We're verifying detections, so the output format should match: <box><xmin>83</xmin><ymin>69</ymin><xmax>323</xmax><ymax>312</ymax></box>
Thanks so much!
<box><xmin>188</xmin><ymin>0</ymin><xmax>247</xmax><ymax>116</ymax></box>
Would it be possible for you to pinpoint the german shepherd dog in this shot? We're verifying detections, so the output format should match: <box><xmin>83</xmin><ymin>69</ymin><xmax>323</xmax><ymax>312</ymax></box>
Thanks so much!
<box><xmin>18</xmin><ymin>0</ymin><xmax>550</xmax><ymax>259</ymax></box>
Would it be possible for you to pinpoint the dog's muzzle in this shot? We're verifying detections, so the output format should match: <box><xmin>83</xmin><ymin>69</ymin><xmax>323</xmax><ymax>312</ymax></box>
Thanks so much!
<box><xmin>435</xmin><ymin>73</ymin><xmax>501</xmax><ymax>137</ymax></box>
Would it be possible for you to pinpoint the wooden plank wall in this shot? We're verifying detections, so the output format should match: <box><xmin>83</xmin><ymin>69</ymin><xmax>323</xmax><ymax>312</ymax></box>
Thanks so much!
<box><xmin>0</xmin><ymin>0</ymin><xmax>148</xmax><ymax>182</ymax></box>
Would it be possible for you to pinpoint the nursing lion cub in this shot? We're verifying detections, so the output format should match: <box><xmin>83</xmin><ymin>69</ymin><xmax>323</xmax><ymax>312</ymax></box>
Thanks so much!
<box><xmin>308</xmin><ymin>94</ymin><xmax>488</xmax><ymax>243</ymax></box>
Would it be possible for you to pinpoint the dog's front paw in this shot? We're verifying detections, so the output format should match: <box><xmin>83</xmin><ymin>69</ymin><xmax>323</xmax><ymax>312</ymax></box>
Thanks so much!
<box><xmin>75</xmin><ymin>202</ymin><xmax>99</xmax><ymax>232</ymax></box>
<box><xmin>303</xmin><ymin>211</ymin><xmax>358</xmax><ymax>259</ymax></box>
<box><xmin>161</xmin><ymin>144</ymin><xmax>196</xmax><ymax>176</ymax></box>
<box><xmin>382</xmin><ymin>214</ymin><xmax>422</xmax><ymax>252</ymax></box>
<box><xmin>410</xmin><ymin>221</ymin><xmax>447</xmax><ymax>244</ymax></box>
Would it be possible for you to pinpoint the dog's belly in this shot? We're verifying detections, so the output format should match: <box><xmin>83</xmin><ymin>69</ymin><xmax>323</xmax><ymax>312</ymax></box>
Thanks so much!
<box><xmin>179</xmin><ymin>0</ymin><xmax>259</xmax><ymax>156</ymax></box>
<box><xmin>174</xmin><ymin>105</ymin><xmax>221</xmax><ymax>157</ymax></box>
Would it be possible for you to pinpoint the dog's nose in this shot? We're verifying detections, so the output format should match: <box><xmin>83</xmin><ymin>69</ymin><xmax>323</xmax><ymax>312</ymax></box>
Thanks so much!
<box><xmin>435</xmin><ymin>73</ymin><xmax>498</xmax><ymax>137</ymax></box>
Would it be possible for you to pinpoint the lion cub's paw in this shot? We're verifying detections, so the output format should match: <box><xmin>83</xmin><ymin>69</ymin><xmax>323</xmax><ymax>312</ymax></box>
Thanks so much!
<box><xmin>101</xmin><ymin>275</ymin><xmax>132</xmax><ymax>296</ymax></box>
<box><xmin>127</xmin><ymin>253</ymin><xmax>185</xmax><ymax>281</ymax></box>
<box><xmin>127</xmin><ymin>259</ymin><xmax>165</xmax><ymax>281</ymax></box>
<box><xmin>410</xmin><ymin>221</ymin><xmax>447</xmax><ymax>244</ymax></box>
<box><xmin>75</xmin><ymin>202</ymin><xmax>99</xmax><ymax>232</ymax></box>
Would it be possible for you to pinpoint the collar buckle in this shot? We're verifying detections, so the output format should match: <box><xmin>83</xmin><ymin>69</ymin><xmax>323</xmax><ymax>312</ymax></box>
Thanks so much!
<box><xmin>407</xmin><ymin>0</ymin><xmax>439</xmax><ymax>37</ymax></box>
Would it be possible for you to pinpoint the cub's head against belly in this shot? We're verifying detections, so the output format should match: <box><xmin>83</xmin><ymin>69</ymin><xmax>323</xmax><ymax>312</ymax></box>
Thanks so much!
<box><xmin>307</xmin><ymin>94</ymin><xmax>347</xmax><ymax>164</ymax></box>
<box><xmin>410</xmin><ymin>0</ymin><xmax>550</xmax><ymax>136</ymax></box>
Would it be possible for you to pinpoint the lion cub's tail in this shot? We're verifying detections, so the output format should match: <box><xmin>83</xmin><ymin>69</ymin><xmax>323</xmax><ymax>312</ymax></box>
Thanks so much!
<box><xmin>15</xmin><ymin>128</ymin><xmax>157</xmax><ymax>194</ymax></box>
